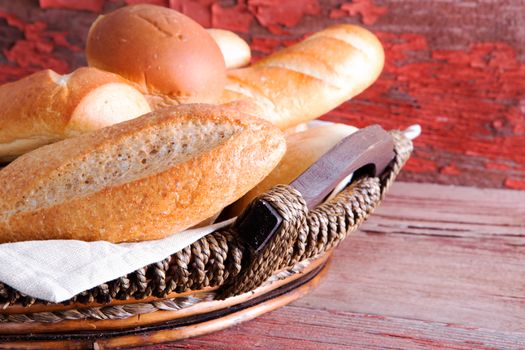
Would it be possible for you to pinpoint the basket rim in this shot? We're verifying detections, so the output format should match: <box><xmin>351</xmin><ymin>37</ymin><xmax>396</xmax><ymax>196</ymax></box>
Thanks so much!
<box><xmin>0</xmin><ymin>130</ymin><xmax>413</xmax><ymax>309</ymax></box>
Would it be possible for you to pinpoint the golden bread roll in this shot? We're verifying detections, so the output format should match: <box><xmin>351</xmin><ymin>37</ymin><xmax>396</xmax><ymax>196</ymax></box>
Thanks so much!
<box><xmin>0</xmin><ymin>104</ymin><xmax>285</xmax><ymax>243</ymax></box>
<box><xmin>86</xmin><ymin>4</ymin><xmax>226</xmax><ymax>108</ymax></box>
<box><xmin>227</xmin><ymin>123</ymin><xmax>357</xmax><ymax>217</ymax></box>
<box><xmin>0</xmin><ymin>67</ymin><xmax>151</xmax><ymax>162</ymax></box>
<box><xmin>220</xmin><ymin>24</ymin><xmax>384</xmax><ymax>129</ymax></box>
<box><xmin>206</xmin><ymin>28</ymin><xmax>251</xmax><ymax>69</ymax></box>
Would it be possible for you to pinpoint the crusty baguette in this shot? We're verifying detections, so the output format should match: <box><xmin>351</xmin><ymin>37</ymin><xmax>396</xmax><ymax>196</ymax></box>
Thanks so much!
<box><xmin>0</xmin><ymin>67</ymin><xmax>151</xmax><ymax>162</ymax></box>
<box><xmin>0</xmin><ymin>104</ymin><xmax>285</xmax><ymax>243</ymax></box>
<box><xmin>86</xmin><ymin>4</ymin><xmax>226</xmax><ymax>108</ymax></box>
<box><xmin>227</xmin><ymin>123</ymin><xmax>357</xmax><ymax>217</ymax></box>
<box><xmin>220</xmin><ymin>24</ymin><xmax>384</xmax><ymax>129</ymax></box>
<box><xmin>206</xmin><ymin>29</ymin><xmax>251</xmax><ymax>69</ymax></box>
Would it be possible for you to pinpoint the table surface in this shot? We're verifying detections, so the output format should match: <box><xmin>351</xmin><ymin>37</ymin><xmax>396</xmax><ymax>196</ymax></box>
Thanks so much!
<box><xmin>142</xmin><ymin>181</ymin><xmax>525</xmax><ymax>349</ymax></box>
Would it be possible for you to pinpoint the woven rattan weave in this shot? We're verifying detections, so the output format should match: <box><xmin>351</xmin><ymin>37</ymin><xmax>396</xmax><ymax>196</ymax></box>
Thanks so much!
<box><xmin>0</xmin><ymin>130</ymin><xmax>412</xmax><ymax>318</ymax></box>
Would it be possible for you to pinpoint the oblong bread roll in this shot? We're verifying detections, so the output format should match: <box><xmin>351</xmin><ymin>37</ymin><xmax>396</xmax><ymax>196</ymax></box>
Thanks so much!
<box><xmin>227</xmin><ymin>123</ymin><xmax>357</xmax><ymax>217</ymax></box>
<box><xmin>0</xmin><ymin>104</ymin><xmax>285</xmax><ymax>243</ymax></box>
<box><xmin>206</xmin><ymin>28</ymin><xmax>251</xmax><ymax>69</ymax></box>
<box><xmin>220</xmin><ymin>24</ymin><xmax>384</xmax><ymax>130</ymax></box>
<box><xmin>0</xmin><ymin>67</ymin><xmax>151</xmax><ymax>162</ymax></box>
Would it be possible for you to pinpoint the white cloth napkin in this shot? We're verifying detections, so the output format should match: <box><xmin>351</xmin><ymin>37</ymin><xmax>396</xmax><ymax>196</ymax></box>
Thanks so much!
<box><xmin>0</xmin><ymin>125</ymin><xmax>420</xmax><ymax>304</ymax></box>
<box><xmin>0</xmin><ymin>219</ymin><xmax>234</xmax><ymax>303</ymax></box>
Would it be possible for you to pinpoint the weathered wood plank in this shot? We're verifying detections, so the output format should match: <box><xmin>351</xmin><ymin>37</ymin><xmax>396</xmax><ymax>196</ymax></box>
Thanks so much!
<box><xmin>299</xmin><ymin>182</ymin><xmax>525</xmax><ymax>332</ymax></box>
<box><xmin>365</xmin><ymin>182</ymin><xmax>525</xmax><ymax>237</ymax></box>
<box><xmin>159</xmin><ymin>307</ymin><xmax>525</xmax><ymax>350</ymax></box>
<box><xmin>303</xmin><ymin>228</ymin><xmax>525</xmax><ymax>333</ymax></box>
<box><xmin>148</xmin><ymin>182</ymin><xmax>525</xmax><ymax>348</ymax></box>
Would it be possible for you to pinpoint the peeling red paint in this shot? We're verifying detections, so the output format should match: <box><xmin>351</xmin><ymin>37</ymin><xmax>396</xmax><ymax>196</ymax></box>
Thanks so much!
<box><xmin>485</xmin><ymin>162</ymin><xmax>511</xmax><ymax>171</ymax></box>
<box><xmin>440</xmin><ymin>165</ymin><xmax>461</xmax><ymax>176</ymax></box>
<box><xmin>337</xmin><ymin>30</ymin><xmax>525</xmax><ymax>188</ymax></box>
<box><xmin>250</xmin><ymin>36</ymin><xmax>281</xmax><ymax>55</ymax></box>
<box><xmin>124</xmin><ymin>0</ymin><xmax>214</xmax><ymax>27</ymax></box>
<box><xmin>331</xmin><ymin>0</ymin><xmax>387</xmax><ymax>25</ymax></box>
<box><xmin>504</xmin><ymin>178</ymin><xmax>525</xmax><ymax>190</ymax></box>
<box><xmin>403</xmin><ymin>158</ymin><xmax>437</xmax><ymax>174</ymax></box>
<box><xmin>329</xmin><ymin>8</ymin><xmax>346</xmax><ymax>20</ymax></box>
<box><xmin>58</xmin><ymin>0</ymin><xmax>326</xmax><ymax>34</ymax></box>
<box><xmin>124</xmin><ymin>0</ymin><xmax>168</xmax><ymax>5</ymax></box>
<box><xmin>211</xmin><ymin>2</ymin><xmax>253</xmax><ymax>32</ymax></box>
<box><xmin>250</xmin><ymin>34</ymin><xmax>305</xmax><ymax>57</ymax></box>
<box><xmin>0</xmin><ymin>11</ymin><xmax>80</xmax><ymax>83</ymax></box>
<box><xmin>39</xmin><ymin>0</ymin><xmax>104</xmax><ymax>12</ymax></box>
<box><xmin>124</xmin><ymin>0</ymin><xmax>322</xmax><ymax>33</ymax></box>
<box><xmin>247</xmin><ymin>0</ymin><xmax>320</xmax><ymax>34</ymax></box>
<box><xmin>169</xmin><ymin>0</ymin><xmax>212</xmax><ymax>27</ymax></box>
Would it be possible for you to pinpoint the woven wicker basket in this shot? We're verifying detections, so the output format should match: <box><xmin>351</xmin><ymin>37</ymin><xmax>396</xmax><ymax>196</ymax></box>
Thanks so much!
<box><xmin>0</xmin><ymin>129</ymin><xmax>412</xmax><ymax>348</ymax></box>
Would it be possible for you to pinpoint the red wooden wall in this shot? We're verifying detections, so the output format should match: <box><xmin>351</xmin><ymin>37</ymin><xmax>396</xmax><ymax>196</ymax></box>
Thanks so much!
<box><xmin>0</xmin><ymin>0</ymin><xmax>523</xmax><ymax>189</ymax></box>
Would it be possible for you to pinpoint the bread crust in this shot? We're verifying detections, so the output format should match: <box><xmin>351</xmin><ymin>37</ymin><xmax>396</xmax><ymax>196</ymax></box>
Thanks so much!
<box><xmin>0</xmin><ymin>67</ymin><xmax>151</xmax><ymax>161</ymax></box>
<box><xmin>220</xmin><ymin>24</ymin><xmax>385</xmax><ymax>130</ymax></box>
<box><xmin>206</xmin><ymin>29</ymin><xmax>251</xmax><ymax>69</ymax></box>
<box><xmin>227</xmin><ymin>123</ymin><xmax>357</xmax><ymax>217</ymax></box>
<box><xmin>86</xmin><ymin>5</ymin><xmax>226</xmax><ymax>105</ymax></box>
<box><xmin>0</xmin><ymin>104</ymin><xmax>285</xmax><ymax>243</ymax></box>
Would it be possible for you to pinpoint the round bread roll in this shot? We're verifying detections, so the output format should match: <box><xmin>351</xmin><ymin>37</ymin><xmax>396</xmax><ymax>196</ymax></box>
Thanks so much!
<box><xmin>86</xmin><ymin>4</ymin><xmax>226</xmax><ymax>106</ymax></box>
<box><xmin>227</xmin><ymin>123</ymin><xmax>358</xmax><ymax>217</ymax></box>
<box><xmin>206</xmin><ymin>29</ymin><xmax>251</xmax><ymax>69</ymax></box>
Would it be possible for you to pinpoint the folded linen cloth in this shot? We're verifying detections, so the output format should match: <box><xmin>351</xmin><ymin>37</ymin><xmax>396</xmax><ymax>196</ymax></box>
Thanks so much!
<box><xmin>0</xmin><ymin>218</ymin><xmax>234</xmax><ymax>303</ymax></box>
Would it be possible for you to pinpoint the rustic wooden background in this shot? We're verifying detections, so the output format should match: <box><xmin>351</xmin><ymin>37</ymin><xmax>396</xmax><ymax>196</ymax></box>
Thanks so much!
<box><xmin>0</xmin><ymin>2</ymin><xmax>523</xmax><ymax>348</ymax></box>
<box><xmin>0</xmin><ymin>0</ymin><xmax>523</xmax><ymax>190</ymax></box>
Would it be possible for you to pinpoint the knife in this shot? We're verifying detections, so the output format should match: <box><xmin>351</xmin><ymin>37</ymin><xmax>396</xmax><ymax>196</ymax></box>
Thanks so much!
<box><xmin>235</xmin><ymin>124</ymin><xmax>395</xmax><ymax>254</ymax></box>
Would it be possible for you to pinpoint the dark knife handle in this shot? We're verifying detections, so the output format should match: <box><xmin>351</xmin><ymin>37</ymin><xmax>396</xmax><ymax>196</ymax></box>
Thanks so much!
<box><xmin>235</xmin><ymin>125</ymin><xmax>395</xmax><ymax>253</ymax></box>
<box><xmin>290</xmin><ymin>125</ymin><xmax>394</xmax><ymax>210</ymax></box>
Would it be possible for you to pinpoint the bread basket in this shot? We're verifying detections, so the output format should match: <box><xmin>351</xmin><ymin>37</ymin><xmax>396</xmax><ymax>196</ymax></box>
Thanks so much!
<box><xmin>0</xmin><ymin>127</ymin><xmax>412</xmax><ymax>349</ymax></box>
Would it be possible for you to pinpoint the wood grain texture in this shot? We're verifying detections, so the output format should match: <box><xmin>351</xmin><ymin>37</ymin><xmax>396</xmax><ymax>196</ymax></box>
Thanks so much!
<box><xmin>144</xmin><ymin>182</ymin><xmax>525</xmax><ymax>349</ymax></box>
<box><xmin>0</xmin><ymin>0</ymin><xmax>523</xmax><ymax>189</ymax></box>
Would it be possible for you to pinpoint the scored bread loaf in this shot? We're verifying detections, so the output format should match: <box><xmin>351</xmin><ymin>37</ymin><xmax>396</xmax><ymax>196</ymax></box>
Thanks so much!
<box><xmin>206</xmin><ymin>28</ymin><xmax>251</xmax><ymax>69</ymax></box>
<box><xmin>220</xmin><ymin>24</ymin><xmax>384</xmax><ymax>130</ymax></box>
<box><xmin>0</xmin><ymin>67</ymin><xmax>151</xmax><ymax>162</ymax></box>
<box><xmin>0</xmin><ymin>104</ymin><xmax>285</xmax><ymax>243</ymax></box>
<box><xmin>86</xmin><ymin>4</ymin><xmax>226</xmax><ymax>108</ymax></box>
<box><xmin>227</xmin><ymin>123</ymin><xmax>357</xmax><ymax>218</ymax></box>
